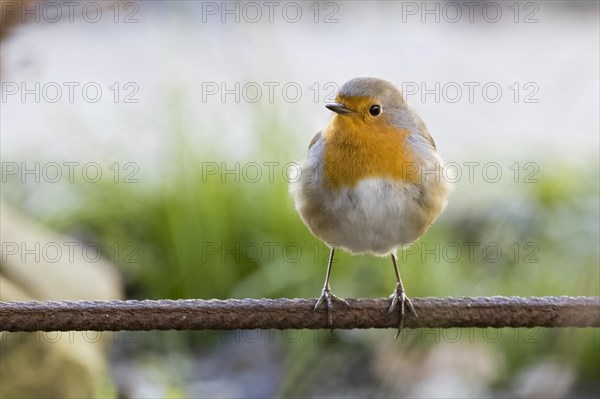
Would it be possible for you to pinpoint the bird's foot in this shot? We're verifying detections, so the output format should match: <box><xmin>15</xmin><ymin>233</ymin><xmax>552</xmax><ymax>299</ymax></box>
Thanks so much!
<box><xmin>314</xmin><ymin>287</ymin><xmax>349</xmax><ymax>330</ymax></box>
<box><xmin>388</xmin><ymin>283</ymin><xmax>418</xmax><ymax>339</ymax></box>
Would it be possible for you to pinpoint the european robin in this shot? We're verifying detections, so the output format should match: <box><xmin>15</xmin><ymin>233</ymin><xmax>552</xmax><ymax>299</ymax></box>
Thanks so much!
<box><xmin>290</xmin><ymin>77</ymin><xmax>451</xmax><ymax>335</ymax></box>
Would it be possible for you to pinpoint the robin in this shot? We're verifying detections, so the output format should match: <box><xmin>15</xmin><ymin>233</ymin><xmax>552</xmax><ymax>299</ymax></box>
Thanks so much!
<box><xmin>290</xmin><ymin>77</ymin><xmax>451</xmax><ymax>335</ymax></box>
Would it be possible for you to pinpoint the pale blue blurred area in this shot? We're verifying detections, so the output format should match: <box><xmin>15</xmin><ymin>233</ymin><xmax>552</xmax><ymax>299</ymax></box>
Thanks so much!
<box><xmin>2</xmin><ymin>1</ymin><xmax>599</xmax><ymax>166</ymax></box>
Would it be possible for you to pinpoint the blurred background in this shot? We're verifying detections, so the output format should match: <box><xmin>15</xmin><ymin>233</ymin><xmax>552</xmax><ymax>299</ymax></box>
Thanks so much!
<box><xmin>1</xmin><ymin>0</ymin><xmax>598</xmax><ymax>397</ymax></box>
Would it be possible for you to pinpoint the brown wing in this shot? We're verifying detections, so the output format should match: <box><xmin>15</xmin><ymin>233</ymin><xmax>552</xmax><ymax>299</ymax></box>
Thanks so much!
<box><xmin>308</xmin><ymin>131</ymin><xmax>322</xmax><ymax>150</ymax></box>
<box><xmin>415</xmin><ymin>115</ymin><xmax>436</xmax><ymax>149</ymax></box>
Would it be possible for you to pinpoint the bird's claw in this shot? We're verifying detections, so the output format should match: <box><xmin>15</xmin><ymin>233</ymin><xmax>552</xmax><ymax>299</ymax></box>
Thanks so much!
<box><xmin>314</xmin><ymin>288</ymin><xmax>349</xmax><ymax>330</ymax></box>
<box><xmin>388</xmin><ymin>283</ymin><xmax>418</xmax><ymax>339</ymax></box>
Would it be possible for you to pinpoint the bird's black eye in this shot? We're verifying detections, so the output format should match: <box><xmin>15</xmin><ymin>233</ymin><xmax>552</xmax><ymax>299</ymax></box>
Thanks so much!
<box><xmin>369</xmin><ymin>104</ymin><xmax>381</xmax><ymax>116</ymax></box>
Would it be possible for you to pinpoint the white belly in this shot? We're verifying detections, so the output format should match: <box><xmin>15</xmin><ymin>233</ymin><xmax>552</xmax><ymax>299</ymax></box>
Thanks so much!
<box><xmin>295</xmin><ymin>177</ymin><xmax>432</xmax><ymax>255</ymax></box>
<box><xmin>290</xmin><ymin>138</ymin><xmax>450</xmax><ymax>256</ymax></box>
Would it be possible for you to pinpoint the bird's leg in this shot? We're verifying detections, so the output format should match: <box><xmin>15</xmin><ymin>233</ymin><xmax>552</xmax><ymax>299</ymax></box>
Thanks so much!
<box><xmin>314</xmin><ymin>247</ymin><xmax>349</xmax><ymax>329</ymax></box>
<box><xmin>388</xmin><ymin>253</ymin><xmax>417</xmax><ymax>338</ymax></box>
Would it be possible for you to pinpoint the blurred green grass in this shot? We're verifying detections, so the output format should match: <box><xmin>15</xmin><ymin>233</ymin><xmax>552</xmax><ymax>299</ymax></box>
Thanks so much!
<box><xmin>44</xmin><ymin>143</ymin><xmax>598</xmax><ymax>303</ymax></box>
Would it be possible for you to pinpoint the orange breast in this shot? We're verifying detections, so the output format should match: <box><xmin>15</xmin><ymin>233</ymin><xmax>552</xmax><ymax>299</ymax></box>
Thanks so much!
<box><xmin>322</xmin><ymin>116</ymin><xmax>419</xmax><ymax>189</ymax></box>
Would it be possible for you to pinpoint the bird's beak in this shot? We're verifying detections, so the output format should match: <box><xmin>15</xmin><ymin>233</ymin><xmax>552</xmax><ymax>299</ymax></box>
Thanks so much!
<box><xmin>326</xmin><ymin>103</ymin><xmax>353</xmax><ymax>115</ymax></box>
